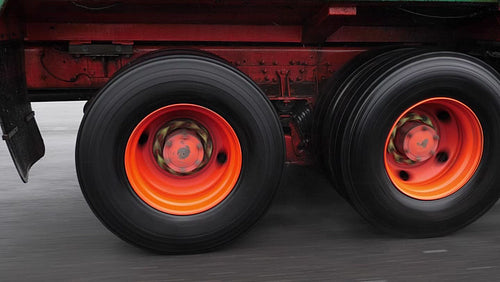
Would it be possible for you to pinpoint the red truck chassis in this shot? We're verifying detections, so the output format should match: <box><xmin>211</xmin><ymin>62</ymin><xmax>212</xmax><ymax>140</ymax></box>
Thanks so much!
<box><xmin>2</xmin><ymin>0</ymin><xmax>500</xmax><ymax>253</ymax></box>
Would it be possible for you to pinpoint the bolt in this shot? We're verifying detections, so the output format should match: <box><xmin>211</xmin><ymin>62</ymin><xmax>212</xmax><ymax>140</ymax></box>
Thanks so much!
<box><xmin>273</xmin><ymin>61</ymin><xmax>278</xmax><ymax>65</ymax></box>
<box><xmin>262</xmin><ymin>69</ymin><xmax>268</xmax><ymax>74</ymax></box>
<box><xmin>165</xmin><ymin>140</ymin><xmax>172</xmax><ymax>147</ymax></box>
<box><xmin>289</xmin><ymin>60</ymin><xmax>295</xmax><ymax>65</ymax></box>
<box><xmin>297</xmin><ymin>77</ymin><xmax>302</xmax><ymax>81</ymax></box>
<box><xmin>421</xmin><ymin>126</ymin><xmax>427</xmax><ymax>131</ymax></box>
<box><xmin>265</xmin><ymin>76</ymin><xmax>270</xmax><ymax>81</ymax></box>
<box><xmin>433</xmin><ymin>135</ymin><xmax>440</xmax><ymax>140</ymax></box>
<box><xmin>259</xmin><ymin>60</ymin><xmax>265</xmax><ymax>65</ymax></box>
<box><xmin>299</xmin><ymin>69</ymin><xmax>305</xmax><ymax>73</ymax></box>
<box><xmin>196</xmin><ymin>144</ymin><xmax>202</xmax><ymax>150</ymax></box>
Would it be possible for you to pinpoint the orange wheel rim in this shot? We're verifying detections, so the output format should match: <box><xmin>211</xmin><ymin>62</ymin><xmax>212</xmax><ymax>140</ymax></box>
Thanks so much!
<box><xmin>384</xmin><ymin>97</ymin><xmax>483</xmax><ymax>200</ymax></box>
<box><xmin>125</xmin><ymin>104</ymin><xmax>242</xmax><ymax>215</ymax></box>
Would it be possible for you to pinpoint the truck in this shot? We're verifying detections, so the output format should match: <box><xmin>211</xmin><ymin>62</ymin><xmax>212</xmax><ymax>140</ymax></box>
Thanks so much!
<box><xmin>2</xmin><ymin>0</ymin><xmax>500</xmax><ymax>253</ymax></box>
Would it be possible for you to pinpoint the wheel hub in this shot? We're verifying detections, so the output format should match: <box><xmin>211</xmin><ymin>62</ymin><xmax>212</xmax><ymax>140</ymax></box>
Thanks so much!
<box><xmin>163</xmin><ymin>129</ymin><xmax>205</xmax><ymax>174</ymax></box>
<box><xmin>153</xmin><ymin>119</ymin><xmax>213</xmax><ymax>175</ymax></box>
<box><xmin>387</xmin><ymin>113</ymin><xmax>438</xmax><ymax>164</ymax></box>
<box><xmin>384</xmin><ymin>98</ymin><xmax>483</xmax><ymax>200</ymax></box>
<box><xmin>395</xmin><ymin>122</ymin><xmax>438</xmax><ymax>162</ymax></box>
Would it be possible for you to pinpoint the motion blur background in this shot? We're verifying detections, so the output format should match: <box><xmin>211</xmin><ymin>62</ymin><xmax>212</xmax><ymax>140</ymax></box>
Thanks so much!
<box><xmin>1</xmin><ymin>102</ymin><xmax>500</xmax><ymax>281</ymax></box>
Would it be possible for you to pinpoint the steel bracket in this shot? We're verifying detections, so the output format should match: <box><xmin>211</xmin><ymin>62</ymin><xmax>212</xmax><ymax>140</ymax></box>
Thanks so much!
<box><xmin>69</xmin><ymin>42</ymin><xmax>134</xmax><ymax>57</ymax></box>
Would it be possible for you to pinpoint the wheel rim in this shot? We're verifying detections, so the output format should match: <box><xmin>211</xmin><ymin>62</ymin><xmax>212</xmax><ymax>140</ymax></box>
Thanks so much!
<box><xmin>384</xmin><ymin>97</ymin><xmax>483</xmax><ymax>200</ymax></box>
<box><xmin>125</xmin><ymin>104</ymin><xmax>242</xmax><ymax>215</ymax></box>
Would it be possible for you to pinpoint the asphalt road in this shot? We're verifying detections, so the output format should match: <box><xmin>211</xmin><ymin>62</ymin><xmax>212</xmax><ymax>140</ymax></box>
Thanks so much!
<box><xmin>2</xmin><ymin>102</ymin><xmax>500</xmax><ymax>281</ymax></box>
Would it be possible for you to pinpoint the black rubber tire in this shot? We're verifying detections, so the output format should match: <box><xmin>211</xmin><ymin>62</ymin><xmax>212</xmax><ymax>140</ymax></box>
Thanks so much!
<box><xmin>332</xmin><ymin>50</ymin><xmax>500</xmax><ymax>237</ymax></box>
<box><xmin>76</xmin><ymin>51</ymin><xmax>285</xmax><ymax>253</ymax></box>
<box><xmin>314</xmin><ymin>47</ymin><xmax>418</xmax><ymax>199</ymax></box>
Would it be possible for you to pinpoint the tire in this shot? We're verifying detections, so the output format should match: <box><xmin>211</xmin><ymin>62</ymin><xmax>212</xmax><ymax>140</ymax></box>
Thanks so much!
<box><xmin>315</xmin><ymin>47</ymin><xmax>418</xmax><ymax>199</ymax></box>
<box><xmin>329</xmin><ymin>50</ymin><xmax>500</xmax><ymax>236</ymax></box>
<box><xmin>76</xmin><ymin>51</ymin><xmax>285</xmax><ymax>253</ymax></box>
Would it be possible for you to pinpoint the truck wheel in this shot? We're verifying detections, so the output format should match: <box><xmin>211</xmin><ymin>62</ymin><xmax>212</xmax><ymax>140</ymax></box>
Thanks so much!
<box><xmin>329</xmin><ymin>50</ymin><xmax>500</xmax><ymax>236</ymax></box>
<box><xmin>76</xmin><ymin>52</ymin><xmax>285</xmax><ymax>253</ymax></box>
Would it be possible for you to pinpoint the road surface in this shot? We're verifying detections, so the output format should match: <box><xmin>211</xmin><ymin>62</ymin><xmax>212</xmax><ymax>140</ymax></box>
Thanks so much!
<box><xmin>1</xmin><ymin>102</ymin><xmax>500</xmax><ymax>281</ymax></box>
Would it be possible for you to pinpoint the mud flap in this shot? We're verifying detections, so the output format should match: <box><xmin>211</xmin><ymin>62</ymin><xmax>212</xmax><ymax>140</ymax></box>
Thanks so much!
<box><xmin>0</xmin><ymin>40</ymin><xmax>44</xmax><ymax>182</ymax></box>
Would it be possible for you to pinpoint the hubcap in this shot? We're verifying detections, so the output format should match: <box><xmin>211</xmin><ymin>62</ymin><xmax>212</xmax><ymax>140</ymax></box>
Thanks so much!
<box><xmin>164</xmin><ymin>129</ymin><xmax>205</xmax><ymax>174</ymax></box>
<box><xmin>392</xmin><ymin>119</ymin><xmax>439</xmax><ymax>163</ymax></box>
<box><xmin>153</xmin><ymin>120</ymin><xmax>213</xmax><ymax>175</ymax></box>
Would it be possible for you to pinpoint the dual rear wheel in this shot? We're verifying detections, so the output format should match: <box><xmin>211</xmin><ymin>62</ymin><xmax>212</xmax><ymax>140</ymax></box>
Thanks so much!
<box><xmin>316</xmin><ymin>50</ymin><xmax>500</xmax><ymax>236</ymax></box>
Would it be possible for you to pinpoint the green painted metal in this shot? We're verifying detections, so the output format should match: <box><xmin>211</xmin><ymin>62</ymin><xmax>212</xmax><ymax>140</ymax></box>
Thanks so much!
<box><xmin>0</xmin><ymin>0</ymin><xmax>6</xmax><ymax>14</ymax></box>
